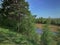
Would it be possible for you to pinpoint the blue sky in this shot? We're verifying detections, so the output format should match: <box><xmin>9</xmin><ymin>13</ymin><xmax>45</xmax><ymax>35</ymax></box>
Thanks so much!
<box><xmin>27</xmin><ymin>0</ymin><xmax>60</xmax><ymax>18</ymax></box>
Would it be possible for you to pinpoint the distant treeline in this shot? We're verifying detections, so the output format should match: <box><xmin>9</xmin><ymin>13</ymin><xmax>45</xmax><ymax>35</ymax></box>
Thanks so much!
<box><xmin>35</xmin><ymin>17</ymin><xmax>60</xmax><ymax>26</ymax></box>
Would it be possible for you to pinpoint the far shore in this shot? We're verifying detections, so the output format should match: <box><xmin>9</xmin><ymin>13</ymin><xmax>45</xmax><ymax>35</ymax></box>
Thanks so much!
<box><xmin>36</xmin><ymin>23</ymin><xmax>60</xmax><ymax>32</ymax></box>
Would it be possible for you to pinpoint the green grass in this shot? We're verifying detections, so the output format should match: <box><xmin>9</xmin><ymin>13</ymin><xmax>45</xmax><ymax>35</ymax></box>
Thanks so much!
<box><xmin>0</xmin><ymin>27</ymin><xmax>38</xmax><ymax>45</ymax></box>
<box><xmin>0</xmin><ymin>43</ymin><xmax>16</xmax><ymax>45</ymax></box>
<box><xmin>0</xmin><ymin>28</ymin><xmax>16</xmax><ymax>45</ymax></box>
<box><xmin>0</xmin><ymin>28</ymin><xmax>27</xmax><ymax>45</ymax></box>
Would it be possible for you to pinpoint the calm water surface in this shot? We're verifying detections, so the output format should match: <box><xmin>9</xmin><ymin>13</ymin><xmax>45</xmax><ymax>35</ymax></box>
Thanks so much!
<box><xmin>36</xmin><ymin>28</ymin><xmax>43</xmax><ymax>34</ymax></box>
<box><xmin>36</xmin><ymin>28</ymin><xmax>57</xmax><ymax>35</ymax></box>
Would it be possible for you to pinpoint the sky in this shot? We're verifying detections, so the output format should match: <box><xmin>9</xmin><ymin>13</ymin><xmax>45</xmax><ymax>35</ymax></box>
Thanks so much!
<box><xmin>27</xmin><ymin>0</ymin><xmax>60</xmax><ymax>18</ymax></box>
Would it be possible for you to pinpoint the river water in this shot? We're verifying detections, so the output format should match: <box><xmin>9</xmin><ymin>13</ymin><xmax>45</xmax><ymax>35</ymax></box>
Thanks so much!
<box><xmin>36</xmin><ymin>28</ymin><xmax>57</xmax><ymax>35</ymax></box>
<box><xmin>36</xmin><ymin>28</ymin><xmax>43</xmax><ymax>34</ymax></box>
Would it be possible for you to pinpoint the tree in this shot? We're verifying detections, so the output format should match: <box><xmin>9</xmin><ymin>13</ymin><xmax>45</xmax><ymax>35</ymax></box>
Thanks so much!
<box><xmin>1</xmin><ymin>0</ymin><xmax>31</xmax><ymax>31</ymax></box>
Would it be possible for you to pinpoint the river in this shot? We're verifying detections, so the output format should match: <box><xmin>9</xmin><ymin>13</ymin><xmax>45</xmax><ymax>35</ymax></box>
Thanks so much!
<box><xmin>36</xmin><ymin>28</ymin><xmax>57</xmax><ymax>35</ymax></box>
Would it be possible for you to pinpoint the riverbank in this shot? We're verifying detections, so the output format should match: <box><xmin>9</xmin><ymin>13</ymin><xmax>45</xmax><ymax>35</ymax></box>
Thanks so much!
<box><xmin>36</xmin><ymin>23</ymin><xmax>60</xmax><ymax>32</ymax></box>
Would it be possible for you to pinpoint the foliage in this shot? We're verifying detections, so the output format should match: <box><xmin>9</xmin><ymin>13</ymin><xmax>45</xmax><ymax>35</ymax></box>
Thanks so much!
<box><xmin>35</xmin><ymin>17</ymin><xmax>60</xmax><ymax>26</ymax></box>
<box><xmin>56</xmin><ymin>28</ymin><xmax>60</xmax><ymax>45</ymax></box>
<box><xmin>0</xmin><ymin>0</ymin><xmax>39</xmax><ymax>45</ymax></box>
<box><xmin>0</xmin><ymin>28</ymin><xmax>38</xmax><ymax>45</ymax></box>
<box><xmin>40</xmin><ymin>24</ymin><xmax>54</xmax><ymax>45</ymax></box>
<box><xmin>0</xmin><ymin>0</ymin><xmax>36</xmax><ymax>35</ymax></box>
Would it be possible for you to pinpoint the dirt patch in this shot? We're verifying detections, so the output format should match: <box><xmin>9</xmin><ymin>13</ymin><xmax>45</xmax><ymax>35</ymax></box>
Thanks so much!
<box><xmin>36</xmin><ymin>23</ymin><xmax>60</xmax><ymax>32</ymax></box>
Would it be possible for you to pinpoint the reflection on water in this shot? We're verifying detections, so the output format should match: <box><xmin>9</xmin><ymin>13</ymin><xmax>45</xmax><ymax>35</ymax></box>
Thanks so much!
<box><xmin>36</xmin><ymin>28</ymin><xmax>57</xmax><ymax>35</ymax></box>
<box><xmin>36</xmin><ymin>28</ymin><xmax>43</xmax><ymax>34</ymax></box>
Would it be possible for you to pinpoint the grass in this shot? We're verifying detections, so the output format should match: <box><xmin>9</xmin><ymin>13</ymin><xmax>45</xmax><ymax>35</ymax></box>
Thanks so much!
<box><xmin>0</xmin><ymin>28</ymin><xmax>27</xmax><ymax>45</ymax></box>
<box><xmin>0</xmin><ymin>27</ymin><xmax>39</xmax><ymax>45</ymax></box>
<box><xmin>0</xmin><ymin>24</ymin><xmax>60</xmax><ymax>45</ymax></box>
<box><xmin>0</xmin><ymin>28</ymin><xmax>17</xmax><ymax>45</ymax></box>
<box><xmin>0</xmin><ymin>43</ymin><xmax>16</xmax><ymax>45</ymax></box>
<box><xmin>36</xmin><ymin>23</ymin><xmax>60</xmax><ymax>32</ymax></box>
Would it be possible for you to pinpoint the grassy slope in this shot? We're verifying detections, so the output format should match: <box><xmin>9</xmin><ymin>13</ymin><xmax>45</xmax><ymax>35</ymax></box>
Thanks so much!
<box><xmin>0</xmin><ymin>27</ymin><xmax>40</xmax><ymax>45</ymax></box>
<box><xmin>0</xmin><ymin>28</ymin><xmax>15</xmax><ymax>45</ymax></box>
<box><xmin>36</xmin><ymin>23</ymin><xmax>60</xmax><ymax>32</ymax></box>
<box><xmin>0</xmin><ymin>28</ymin><xmax>29</xmax><ymax>45</ymax></box>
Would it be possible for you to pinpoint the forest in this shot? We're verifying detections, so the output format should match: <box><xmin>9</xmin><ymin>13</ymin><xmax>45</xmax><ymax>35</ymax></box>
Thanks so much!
<box><xmin>0</xmin><ymin>0</ymin><xmax>60</xmax><ymax>45</ymax></box>
<box><xmin>35</xmin><ymin>17</ymin><xmax>60</xmax><ymax>26</ymax></box>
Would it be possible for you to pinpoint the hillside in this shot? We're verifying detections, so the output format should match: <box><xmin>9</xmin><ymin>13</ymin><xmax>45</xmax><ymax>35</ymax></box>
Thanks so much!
<box><xmin>0</xmin><ymin>28</ymin><xmax>35</xmax><ymax>45</ymax></box>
